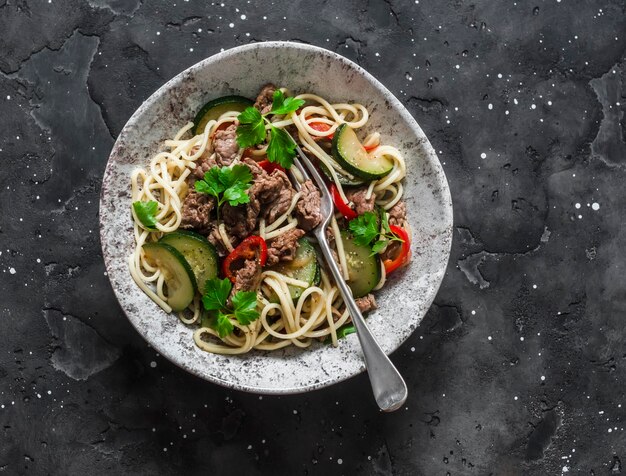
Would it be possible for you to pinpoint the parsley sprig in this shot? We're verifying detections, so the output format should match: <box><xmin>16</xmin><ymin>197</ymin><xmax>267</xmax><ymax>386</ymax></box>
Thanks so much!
<box><xmin>348</xmin><ymin>211</ymin><xmax>404</xmax><ymax>255</ymax></box>
<box><xmin>236</xmin><ymin>89</ymin><xmax>305</xmax><ymax>169</ymax></box>
<box><xmin>201</xmin><ymin>278</ymin><xmax>260</xmax><ymax>337</ymax></box>
<box><xmin>133</xmin><ymin>200</ymin><xmax>159</xmax><ymax>230</ymax></box>
<box><xmin>194</xmin><ymin>164</ymin><xmax>253</xmax><ymax>218</ymax></box>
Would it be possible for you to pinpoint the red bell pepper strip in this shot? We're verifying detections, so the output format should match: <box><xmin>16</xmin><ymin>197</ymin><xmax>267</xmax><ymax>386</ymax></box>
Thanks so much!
<box><xmin>257</xmin><ymin>160</ymin><xmax>285</xmax><ymax>175</ymax></box>
<box><xmin>383</xmin><ymin>225</ymin><xmax>411</xmax><ymax>274</ymax></box>
<box><xmin>330</xmin><ymin>183</ymin><xmax>357</xmax><ymax>220</ymax></box>
<box><xmin>222</xmin><ymin>235</ymin><xmax>268</xmax><ymax>283</ymax></box>
<box><xmin>308</xmin><ymin>121</ymin><xmax>334</xmax><ymax>140</ymax></box>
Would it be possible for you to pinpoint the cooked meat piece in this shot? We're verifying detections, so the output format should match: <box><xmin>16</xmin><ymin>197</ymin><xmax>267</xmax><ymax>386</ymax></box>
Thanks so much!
<box><xmin>266</xmin><ymin>228</ymin><xmax>306</xmax><ymax>266</ymax></box>
<box><xmin>222</xmin><ymin>168</ymin><xmax>295</xmax><ymax>239</ymax></box>
<box><xmin>190</xmin><ymin>149</ymin><xmax>218</xmax><ymax>183</ymax></box>
<box><xmin>205</xmin><ymin>223</ymin><xmax>240</xmax><ymax>257</ymax></box>
<box><xmin>261</xmin><ymin>170</ymin><xmax>294</xmax><ymax>224</ymax></box>
<box><xmin>222</xmin><ymin>198</ymin><xmax>260</xmax><ymax>239</ymax></box>
<box><xmin>180</xmin><ymin>190</ymin><xmax>215</xmax><ymax>234</ymax></box>
<box><xmin>388</xmin><ymin>200</ymin><xmax>406</xmax><ymax>226</ymax></box>
<box><xmin>231</xmin><ymin>259</ymin><xmax>262</xmax><ymax>296</ymax></box>
<box><xmin>345</xmin><ymin>187</ymin><xmax>376</xmax><ymax>215</ymax></box>
<box><xmin>213</xmin><ymin>123</ymin><xmax>239</xmax><ymax>166</ymax></box>
<box><xmin>355</xmin><ymin>293</ymin><xmax>378</xmax><ymax>314</ymax></box>
<box><xmin>241</xmin><ymin>157</ymin><xmax>265</xmax><ymax>178</ymax></box>
<box><xmin>295</xmin><ymin>180</ymin><xmax>322</xmax><ymax>231</ymax></box>
<box><xmin>254</xmin><ymin>83</ymin><xmax>276</xmax><ymax>115</ymax></box>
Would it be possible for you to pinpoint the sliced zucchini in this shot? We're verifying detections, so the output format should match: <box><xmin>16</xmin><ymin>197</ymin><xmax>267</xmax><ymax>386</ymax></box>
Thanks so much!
<box><xmin>159</xmin><ymin>231</ymin><xmax>218</xmax><ymax>292</ymax></box>
<box><xmin>193</xmin><ymin>95</ymin><xmax>253</xmax><ymax>135</ymax></box>
<box><xmin>319</xmin><ymin>160</ymin><xmax>365</xmax><ymax>187</ymax></box>
<box><xmin>332</xmin><ymin>123</ymin><xmax>393</xmax><ymax>180</ymax></box>
<box><xmin>143</xmin><ymin>242</ymin><xmax>196</xmax><ymax>311</ymax></box>
<box><xmin>340</xmin><ymin>230</ymin><xmax>381</xmax><ymax>298</ymax></box>
<box><xmin>270</xmin><ymin>238</ymin><xmax>320</xmax><ymax>301</ymax></box>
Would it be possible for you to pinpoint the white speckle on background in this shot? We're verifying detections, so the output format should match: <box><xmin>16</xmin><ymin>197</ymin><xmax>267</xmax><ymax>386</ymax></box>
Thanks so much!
<box><xmin>531</xmin><ymin>104</ymin><xmax>537</xmax><ymax>109</ymax></box>
<box><xmin>229</xmin><ymin>23</ymin><xmax>234</xmax><ymax>28</ymax></box>
<box><xmin>240</xmin><ymin>14</ymin><xmax>246</xmax><ymax>19</ymax></box>
<box><xmin>488</xmin><ymin>103</ymin><xmax>493</xmax><ymax>110</ymax></box>
<box><xmin>575</xmin><ymin>203</ymin><xmax>581</xmax><ymax>209</ymax></box>
<box><xmin>488</xmin><ymin>336</ymin><xmax>492</xmax><ymax>341</ymax></box>
<box><xmin>150</xmin><ymin>361</ymin><xmax>157</xmax><ymax>368</ymax></box>
<box><xmin>541</xmin><ymin>375</ymin><xmax>546</xmax><ymax>381</ymax></box>
<box><xmin>481</xmin><ymin>152</ymin><xmax>487</xmax><ymax>159</ymax></box>
<box><xmin>337</xmin><ymin>459</ymin><xmax>343</xmax><ymax>465</ymax></box>
<box><xmin>592</xmin><ymin>202</ymin><xmax>600</xmax><ymax>211</ymax></box>
<box><xmin>9</xmin><ymin>268</ymin><xmax>16</xmax><ymax>275</ymax></box>
<box><xmin>471</xmin><ymin>310</ymin><xmax>476</xmax><ymax>315</ymax></box>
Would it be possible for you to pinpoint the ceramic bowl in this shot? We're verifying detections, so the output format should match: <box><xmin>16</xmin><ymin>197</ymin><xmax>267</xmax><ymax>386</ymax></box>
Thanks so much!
<box><xmin>100</xmin><ymin>41</ymin><xmax>453</xmax><ymax>394</ymax></box>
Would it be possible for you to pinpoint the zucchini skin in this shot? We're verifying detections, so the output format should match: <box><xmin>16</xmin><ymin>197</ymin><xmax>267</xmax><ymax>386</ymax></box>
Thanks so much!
<box><xmin>331</xmin><ymin>124</ymin><xmax>393</xmax><ymax>180</ymax></box>
<box><xmin>193</xmin><ymin>95</ymin><xmax>253</xmax><ymax>135</ymax></box>
<box><xmin>159</xmin><ymin>231</ymin><xmax>219</xmax><ymax>292</ymax></box>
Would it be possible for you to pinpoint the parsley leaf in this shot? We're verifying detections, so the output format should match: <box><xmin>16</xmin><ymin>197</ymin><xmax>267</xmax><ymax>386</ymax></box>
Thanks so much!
<box><xmin>201</xmin><ymin>278</ymin><xmax>260</xmax><ymax>337</ymax></box>
<box><xmin>202</xmin><ymin>278</ymin><xmax>232</xmax><ymax>311</ymax></box>
<box><xmin>194</xmin><ymin>167</ymin><xmax>224</xmax><ymax>196</ymax></box>
<box><xmin>267</xmin><ymin>126</ymin><xmax>297</xmax><ymax>168</ymax></box>
<box><xmin>133</xmin><ymin>200</ymin><xmax>159</xmax><ymax>230</ymax></box>
<box><xmin>236</xmin><ymin>107</ymin><xmax>266</xmax><ymax>147</ymax></box>
<box><xmin>348</xmin><ymin>212</ymin><xmax>379</xmax><ymax>247</ymax></box>
<box><xmin>235</xmin><ymin>89</ymin><xmax>304</xmax><ymax>168</ymax></box>
<box><xmin>371</xmin><ymin>239</ymin><xmax>388</xmax><ymax>255</ymax></box>
<box><xmin>215</xmin><ymin>312</ymin><xmax>234</xmax><ymax>338</ymax></box>
<box><xmin>270</xmin><ymin>89</ymin><xmax>305</xmax><ymax>116</ymax></box>
<box><xmin>231</xmin><ymin>291</ymin><xmax>260</xmax><ymax>325</ymax></box>
<box><xmin>195</xmin><ymin>165</ymin><xmax>253</xmax><ymax>208</ymax></box>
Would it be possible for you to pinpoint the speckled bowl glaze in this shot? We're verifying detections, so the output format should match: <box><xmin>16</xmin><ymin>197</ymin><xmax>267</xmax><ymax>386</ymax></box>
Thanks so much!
<box><xmin>100</xmin><ymin>41</ymin><xmax>453</xmax><ymax>394</ymax></box>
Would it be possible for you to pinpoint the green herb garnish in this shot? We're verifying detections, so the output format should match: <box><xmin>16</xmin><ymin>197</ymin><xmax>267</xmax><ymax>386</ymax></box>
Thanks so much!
<box><xmin>194</xmin><ymin>164</ymin><xmax>254</xmax><ymax>218</ymax></box>
<box><xmin>132</xmin><ymin>200</ymin><xmax>159</xmax><ymax>230</ymax></box>
<box><xmin>201</xmin><ymin>278</ymin><xmax>260</xmax><ymax>337</ymax></box>
<box><xmin>235</xmin><ymin>89</ymin><xmax>305</xmax><ymax>168</ymax></box>
<box><xmin>348</xmin><ymin>210</ymin><xmax>404</xmax><ymax>255</ymax></box>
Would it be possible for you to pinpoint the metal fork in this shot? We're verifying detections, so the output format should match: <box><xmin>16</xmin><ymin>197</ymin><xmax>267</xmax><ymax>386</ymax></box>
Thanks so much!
<box><xmin>287</xmin><ymin>142</ymin><xmax>408</xmax><ymax>412</ymax></box>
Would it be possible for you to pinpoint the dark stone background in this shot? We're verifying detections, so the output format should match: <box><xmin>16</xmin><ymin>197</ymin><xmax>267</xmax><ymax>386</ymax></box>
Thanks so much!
<box><xmin>1</xmin><ymin>0</ymin><xmax>625</xmax><ymax>474</ymax></box>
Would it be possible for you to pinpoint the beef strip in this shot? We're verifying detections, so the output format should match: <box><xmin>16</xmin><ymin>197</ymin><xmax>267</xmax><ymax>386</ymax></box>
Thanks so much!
<box><xmin>261</xmin><ymin>170</ymin><xmax>294</xmax><ymax>224</ymax></box>
<box><xmin>180</xmin><ymin>190</ymin><xmax>216</xmax><ymax>234</ymax></box>
<box><xmin>241</xmin><ymin>157</ymin><xmax>265</xmax><ymax>178</ymax></box>
<box><xmin>388</xmin><ymin>200</ymin><xmax>406</xmax><ymax>226</ymax></box>
<box><xmin>222</xmin><ymin>197</ymin><xmax>261</xmax><ymax>239</ymax></box>
<box><xmin>254</xmin><ymin>83</ymin><xmax>277</xmax><ymax>115</ymax></box>
<box><xmin>205</xmin><ymin>223</ymin><xmax>239</xmax><ymax>257</ymax></box>
<box><xmin>294</xmin><ymin>180</ymin><xmax>322</xmax><ymax>231</ymax></box>
<box><xmin>223</xmin><ymin>168</ymin><xmax>295</xmax><ymax>240</ymax></box>
<box><xmin>231</xmin><ymin>259</ymin><xmax>262</xmax><ymax>296</ymax></box>
<box><xmin>355</xmin><ymin>293</ymin><xmax>378</xmax><ymax>314</ymax></box>
<box><xmin>213</xmin><ymin>123</ymin><xmax>239</xmax><ymax>166</ymax></box>
<box><xmin>266</xmin><ymin>228</ymin><xmax>305</xmax><ymax>266</ymax></box>
<box><xmin>345</xmin><ymin>187</ymin><xmax>376</xmax><ymax>215</ymax></box>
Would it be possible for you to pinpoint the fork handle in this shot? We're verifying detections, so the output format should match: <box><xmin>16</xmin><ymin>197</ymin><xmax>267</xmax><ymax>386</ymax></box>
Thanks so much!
<box><xmin>315</xmin><ymin>230</ymin><xmax>408</xmax><ymax>412</ymax></box>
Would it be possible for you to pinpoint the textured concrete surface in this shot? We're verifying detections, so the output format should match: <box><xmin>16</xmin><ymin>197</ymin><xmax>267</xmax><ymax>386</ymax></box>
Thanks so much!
<box><xmin>0</xmin><ymin>0</ymin><xmax>625</xmax><ymax>474</ymax></box>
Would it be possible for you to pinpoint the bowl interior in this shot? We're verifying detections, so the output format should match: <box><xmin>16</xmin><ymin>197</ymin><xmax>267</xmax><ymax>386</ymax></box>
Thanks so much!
<box><xmin>100</xmin><ymin>42</ymin><xmax>453</xmax><ymax>394</ymax></box>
